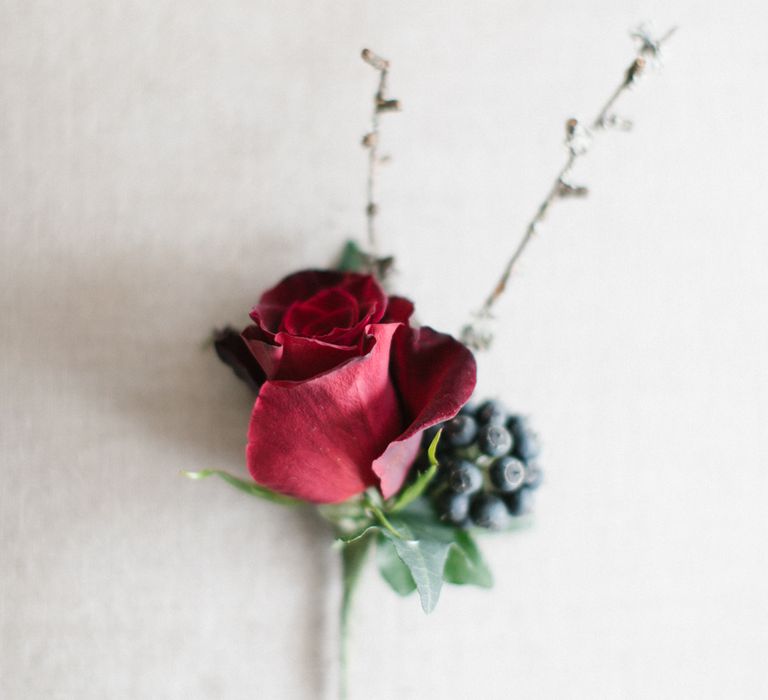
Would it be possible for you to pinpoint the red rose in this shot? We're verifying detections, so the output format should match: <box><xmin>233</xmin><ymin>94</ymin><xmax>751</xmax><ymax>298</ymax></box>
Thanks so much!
<box><xmin>232</xmin><ymin>269</ymin><xmax>476</xmax><ymax>504</ymax></box>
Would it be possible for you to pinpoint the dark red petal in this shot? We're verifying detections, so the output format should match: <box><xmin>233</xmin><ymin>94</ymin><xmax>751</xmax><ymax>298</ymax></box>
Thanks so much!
<box><xmin>241</xmin><ymin>324</ymin><xmax>282</xmax><ymax>378</ymax></box>
<box><xmin>251</xmin><ymin>270</ymin><xmax>386</xmax><ymax>333</ymax></box>
<box><xmin>281</xmin><ymin>288</ymin><xmax>359</xmax><ymax>336</ymax></box>
<box><xmin>383</xmin><ymin>296</ymin><xmax>415</xmax><ymax>324</ymax></box>
<box><xmin>270</xmin><ymin>333</ymin><xmax>367</xmax><ymax>381</ymax></box>
<box><xmin>372</xmin><ymin>326</ymin><xmax>477</xmax><ymax>497</ymax></box>
<box><xmin>246</xmin><ymin>324</ymin><xmax>403</xmax><ymax>503</ymax></box>
<box><xmin>213</xmin><ymin>327</ymin><xmax>265</xmax><ymax>392</ymax></box>
<box><xmin>252</xmin><ymin>270</ymin><xmax>346</xmax><ymax>332</ymax></box>
<box><xmin>339</xmin><ymin>275</ymin><xmax>387</xmax><ymax>324</ymax></box>
<box><xmin>243</xmin><ymin>325</ymin><xmax>367</xmax><ymax>382</ymax></box>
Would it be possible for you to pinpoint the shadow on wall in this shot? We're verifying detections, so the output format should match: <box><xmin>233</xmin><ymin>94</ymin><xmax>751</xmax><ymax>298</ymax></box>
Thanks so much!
<box><xmin>3</xmin><ymin>227</ymin><xmax>338</xmax><ymax>696</ymax></box>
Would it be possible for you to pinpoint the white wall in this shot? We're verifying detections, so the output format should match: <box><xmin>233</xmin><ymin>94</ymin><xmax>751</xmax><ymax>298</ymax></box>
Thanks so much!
<box><xmin>2</xmin><ymin>1</ymin><xmax>767</xmax><ymax>698</ymax></box>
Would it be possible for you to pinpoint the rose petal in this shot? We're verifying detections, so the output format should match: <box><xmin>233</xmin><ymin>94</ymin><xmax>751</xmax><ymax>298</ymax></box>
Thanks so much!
<box><xmin>253</xmin><ymin>270</ymin><xmax>347</xmax><ymax>332</ymax></box>
<box><xmin>241</xmin><ymin>324</ymin><xmax>282</xmax><ymax>377</ymax></box>
<box><xmin>213</xmin><ymin>327</ymin><xmax>265</xmax><ymax>393</ymax></box>
<box><xmin>371</xmin><ymin>431</ymin><xmax>423</xmax><ymax>499</ymax></box>
<box><xmin>246</xmin><ymin>323</ymin><xmax>403</xmax><ymax>503</ymax></box>
<box><xmin>339</xmin><ymin>274</ymin><xmax>387</xmax><ymax>324</ymax></box>
<box><xmin>383</xmin><ymin>296</ymin><xmax>415</xmax><ymax>324</ymax></box>
<box><xmin>372</xmin><ymin>325</ymin><xmax>477</xmax><ymax>497</ymax></box>
<box><xmin>252</xmin><ymin>270</ymin><xmax>387</xmax><ymax>333</ymax></box>
<box><xmin>281</xmin><ymin>288</ymin><xmax>359</xmax><ymax>336</ymax></box>
<box><xmin>242</xmin><ymin>325</ymin><xmax>367</xmax><ymax>382</ymax></box>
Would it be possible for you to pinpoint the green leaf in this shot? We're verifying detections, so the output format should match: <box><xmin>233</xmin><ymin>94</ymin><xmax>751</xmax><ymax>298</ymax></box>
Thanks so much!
<box><xmin>337</xmin><ymin>240</ymin><xmax>366</xmax><ymax>272</ymax></box>
<box><xmin>389</xmin><ymin>430</ymin><xmax>442</xmax><ymax>513</ymax></box>
<box><xmin>444</xmin><ymin>530</ymin><xmax>494</xmax><ymax>588</ymax></box>
<box><xmin>376</xmin><ymin>533</ymin><xmax>416</xmax><ymax>596</ymax></box>
<box><xmin>394</xmin><ymin>502</ymin><xmax>457</xmax><ymax>543</ymax></box>
<box><xmin>382</xmin><ymin>530</ymin><xmax>450</xmax><ymax>614</ymax></box>
<box><xmin>426</xmin><ymin>429</ymin><xmax>442</xmax><ymax>466</ymax></box>
<box><xmin>381</xmin><ymin>509</ymin><xmax>456</xmax><ymax>614</ymax></box>
<box><xmin>181</xmin><ymin>470</ymin><xmax>299</xmax><ymax>505</ymax></box>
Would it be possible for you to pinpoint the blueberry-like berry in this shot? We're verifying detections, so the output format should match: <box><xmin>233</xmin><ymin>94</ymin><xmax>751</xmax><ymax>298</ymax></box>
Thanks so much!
<box><xmin>523</xmin><ymin>462</ymin><xmax>544</xmax><ymax>489</ymax></box>
<box><xmin>446</xmin><ymin>459</ymin><xmax>483</xmax><ymax>495</ymax></box>
<box><xmin>489</xmin><ymin>456</ymin><xmax>526</xmax><ymax>492</ymax></box>
<box><xmin>503</xmin><ymin>488</ymin><xmax>534</xmax><ymax>517</ymax></box>
<box><xmin>423</xmin><ymin>398</ymin><xmax>542</xmax><ymax>529</ymax></box>
<box><xmin>477</xmin><ymin>424</ymin><xmax>513</xmax><ymax>457</ymax></box>
<box><xmin>476</xmin><ymin>400</ymin><xmax>508</xmax><ymax>426</ymax></box>
<box><xmin>508</xmin><ymin>415</ymin><xmax>540</xmax><ymax>462</ymax></box>
<box><xmin>470</xmin><ymin>494</ymin><xmax>509</xmax><ymax>530</ymax></box>
<box><xmin>436</xmin><ymin>490</ymin><xmax>470</xmax><ymax>525</ymax></box>
<box><xmin>443</xmin><ymin>414</ymin><xmax>478</xmax><ymax>447</ymax></box>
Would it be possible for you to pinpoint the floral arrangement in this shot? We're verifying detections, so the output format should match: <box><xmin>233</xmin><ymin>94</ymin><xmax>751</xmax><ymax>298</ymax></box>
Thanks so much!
<box><xmin>184</xmin><ymin>26</ymin><xmax>673</xmax><ymax>699</ymax></box>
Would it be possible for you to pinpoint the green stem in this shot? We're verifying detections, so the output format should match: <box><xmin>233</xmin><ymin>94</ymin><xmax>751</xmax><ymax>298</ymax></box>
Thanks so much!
<box><xmin>339</xmin><ymin>532</ymin><xmax>374</xmax><ymax>700</ymax></box>
<box><xmin>367</xmin><ymin>504</ymin><xmax>405</xmax><ymax>539</ymax></box>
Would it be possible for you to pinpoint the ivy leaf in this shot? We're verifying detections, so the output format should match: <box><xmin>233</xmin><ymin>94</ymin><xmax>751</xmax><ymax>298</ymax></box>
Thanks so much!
<box><xmin>337</xmin><ymin>240</ymin><xmax>366</xmax><ymax>272</ymax></box>
<box><xmin>381</xmin><ymin>508</ymin><xmax>457</xmax><ymax>614</ymax></box>
<box><xmin>389</xmin><ymin>430</ymin><xmax>441</xmax><ymax>513</ymax></box>
<box><xmin>382</xmin><ymin>530</ymin><xmax>451</xmax><ymax>614</ymax></box>
<box><xmin>376</xmin><ymin>533</ymin><xmax>416</xmax><ymax>596</ymax></box>
<box><xmin>444</xmin><ymin>530</ymin><xmax>494</xmax><ymax>588</ymax></box>
<box><xmin>181</xmin><ymin>469</ymin><xmax>299</xmax><ymax>505</ymax></box>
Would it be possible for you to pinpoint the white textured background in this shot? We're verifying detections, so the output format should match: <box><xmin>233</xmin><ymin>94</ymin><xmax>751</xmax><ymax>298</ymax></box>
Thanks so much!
<box><xmin>2</xmin><ymin>2</ymin><xmax>767</xmax><ymax>699</ymax></box>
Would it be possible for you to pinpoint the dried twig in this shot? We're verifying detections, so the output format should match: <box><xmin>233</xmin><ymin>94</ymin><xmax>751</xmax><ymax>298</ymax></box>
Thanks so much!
<box><xmin>461</xmin><ymin>26</ymin><xmax>676</xmax><ymax>351</ymax></box>
<box><xmin>361</xmin><ymin>48</ymin><xmax>400</xmax><ymax>273</ymax></box>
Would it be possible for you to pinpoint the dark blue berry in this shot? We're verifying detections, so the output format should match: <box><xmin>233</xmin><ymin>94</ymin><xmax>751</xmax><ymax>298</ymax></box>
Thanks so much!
<box><xmin>477</xmin><ymin>424</ymin><xmax>513</xmax><ymax>457</ymax></box>
<box><xmin>523</xmin><ymin>462</ymin><xmax>544</xmax><ymax>489</ymax></box>
<box><xmin>459</xmin><ymin>402</ymin><xmax>477</xmax><ymax>416</ymax></box>
<box><xmin>443</xmin><ymin>414</ymin><xmax>478</xmax><ymax>447</ymax></box>
<box><xmin>470</xmin><ymin>493</ymin><xmax>509</xmax><ymax>530</ymax></box>
<box><xmin>425</xmin><ymin>462</ymin><xmax>448</xmax><ymax>493</ymax></box>
<box><xmin>507</xmin><ymin>415</ymin><xmax>540</xmax><ymax>462</ymax></box>
<box><xmin>489</xmin><ymin>456</ymin><xmax>526</xmax><ymax>492</ymax></box>
<box><xmin>476</xmin><ymin>400</ymin><xmax>508</xmax><ymax>426</ymax></box>
<box><xmin>436</xmin><ymin>490</ymin><xmax>470</xmax><ymax>525</ymax></box>
<box><xmin>446</xmin><ymin>459</ymin><xmax>483</xmax><ymax>495</ymax></box>
<box><xmin>503</xmin><ymin>488</ymin><xmax>534</xmax><ymax>516</ymax></box>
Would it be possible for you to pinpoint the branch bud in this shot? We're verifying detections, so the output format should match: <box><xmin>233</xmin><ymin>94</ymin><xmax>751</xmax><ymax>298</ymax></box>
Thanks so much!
<box><xmin>557</xmin><ymin>180</ymin><xmax>589</xmax><ymax>198</ymax></box>
<box><xmin>376</xmin><ymin>98</ymin><xmax>401</xmax><ymax>113</ymax></box>
<box><xmin>624</xmin><ymin>57</ymin><xmax>646</xmax><ymax>85</ymax></box>
<box><xmin>361</xmin><ymin>49</ymin><xmax>389</xmax><ymax>72</ymax></box>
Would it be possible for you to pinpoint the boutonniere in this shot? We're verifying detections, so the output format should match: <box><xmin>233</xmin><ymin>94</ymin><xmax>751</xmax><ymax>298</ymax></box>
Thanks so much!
<box><xmin>185</xmin><ymin>26</ymin><xmax>674</xmax><ymax>699</ymax></box>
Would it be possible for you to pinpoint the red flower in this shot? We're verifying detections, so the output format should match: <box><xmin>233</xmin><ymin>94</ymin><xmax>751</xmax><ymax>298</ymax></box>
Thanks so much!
<box><xmin>234</xmin><ymin>270</ymin><xmax>476</xmax><ymax>504</ymax></box>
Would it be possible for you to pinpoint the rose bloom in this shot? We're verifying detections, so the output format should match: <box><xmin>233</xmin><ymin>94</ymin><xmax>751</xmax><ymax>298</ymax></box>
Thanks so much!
<box><xmin>215</xmin><ymin>270</ymin><xmax>476</xmax><ymax>504</ymax></box>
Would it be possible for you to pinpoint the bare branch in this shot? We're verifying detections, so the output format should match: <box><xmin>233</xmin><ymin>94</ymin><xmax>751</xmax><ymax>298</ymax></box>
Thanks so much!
<box><xmin>360</xmin><ymin>48</ymin><xmax>400</xmax><ymax>271</ymax></box>
<box><xmin>461</xmin><ymin>26</ymin><xmax>676</xmax><ymax>351</ymax></box>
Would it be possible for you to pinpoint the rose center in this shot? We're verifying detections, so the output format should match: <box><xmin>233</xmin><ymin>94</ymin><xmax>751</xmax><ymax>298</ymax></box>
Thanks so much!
<box><xmin>281</xmin><ymin>287</ymin><xmax>360</xmax><ymax>338</ymax></box>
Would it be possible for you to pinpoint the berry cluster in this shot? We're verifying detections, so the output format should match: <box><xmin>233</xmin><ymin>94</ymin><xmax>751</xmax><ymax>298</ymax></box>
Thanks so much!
<box><xmin>423</xmin><ymin>400</ymin><xmax>542</xmax><ymax>530</ymax></box>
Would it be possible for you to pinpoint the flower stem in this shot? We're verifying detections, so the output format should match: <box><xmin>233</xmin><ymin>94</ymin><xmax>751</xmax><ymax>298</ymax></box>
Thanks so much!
<box><xmin>339</xmin><ymin>532</ymin><xmax>374</xmax><ymax>700</ymax></box>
